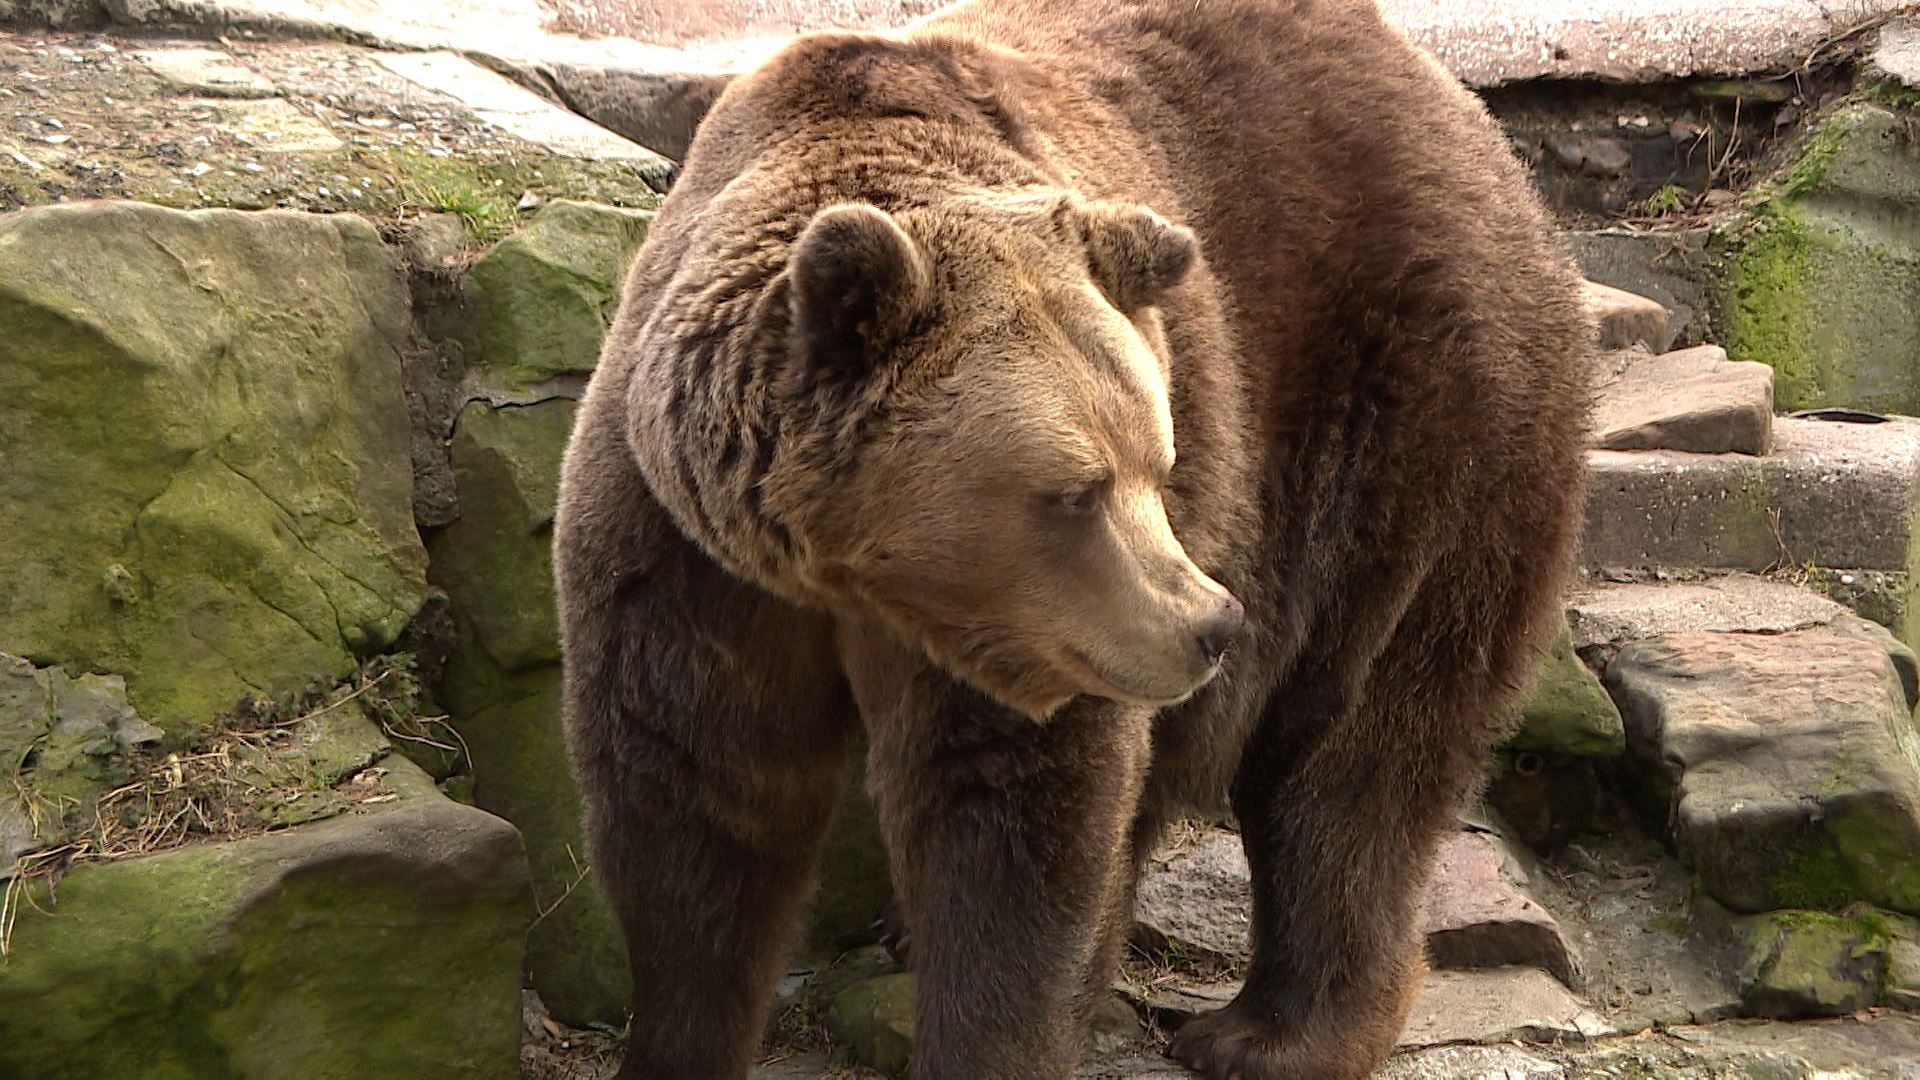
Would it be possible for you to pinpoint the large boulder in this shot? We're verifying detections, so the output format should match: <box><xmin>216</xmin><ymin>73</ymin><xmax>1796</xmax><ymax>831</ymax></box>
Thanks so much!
<box><xmin>1608</xmin><ymin>628</ymin><xmax>1920</xmax><ymax>915</ymax></box>
<box><xmin>0</xmin><ymin>201</ymin><xmax>428</xmax><ymax>733</ymax></box>
<box><xmin>0</xmin><ymin>759</ymin><xmax>530</xmax><ymax>1080</ymax></box>
<box><xmin>1740</xmin><ymin>909</ymin><xmax>1920</xmax><ymax>1018</ymax></box>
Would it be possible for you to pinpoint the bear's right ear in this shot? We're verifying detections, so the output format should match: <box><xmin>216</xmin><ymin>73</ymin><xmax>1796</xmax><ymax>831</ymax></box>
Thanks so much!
<box><xmin>784</xmin><ymin>204</ymin><xmax>932</xmax><ymax>384</ymax></box>
<box><xmin>1065</xmin><ymin>201</ymin><xmax>1197</xmax><ymax>313</ymax></box>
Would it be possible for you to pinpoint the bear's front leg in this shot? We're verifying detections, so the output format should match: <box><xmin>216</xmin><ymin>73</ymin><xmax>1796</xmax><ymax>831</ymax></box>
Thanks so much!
<box><xmin>842</xmin><ymin>623</ymin><xmax>1154</xmax><ymax>1080</ymax></box>
<box><xmin>563</xmin><ymin>547</ymin><xmax>857</xmax><ymax>1080</ymax></box>
<box><xmin>1170</xmin><ymin>604</ymin><xmax>1522</xmax><ymax>1080</ymax></box>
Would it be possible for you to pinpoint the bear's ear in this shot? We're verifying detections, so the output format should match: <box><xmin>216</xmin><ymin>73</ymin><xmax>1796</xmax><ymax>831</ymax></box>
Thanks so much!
<box><xmin>785</xmin><ymin>204</ymin><xmax>932</xmax><ymax>380</ymax></box>
<box><xmin>1067</xmin><ymin>201</ymin><xmax>1196</xmax><ymax>312</ymax></box>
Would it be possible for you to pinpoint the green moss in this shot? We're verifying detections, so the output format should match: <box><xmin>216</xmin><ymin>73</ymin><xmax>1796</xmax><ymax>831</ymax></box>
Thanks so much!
<box><xmin>1510</xmin><ymin>624</ymin><xmax>1625</xmax><ymax>757</ymax></box>
<box><xmin>1768</xmin><ymin>841</ymin><xmax>1865</xmax><ymax>911</ymax></box>
<box><xmin>1782</xmin><ymin>117</ymin><xmax>1851</xmax><ymax>200</ymax></box>
<box><xmin>0</xmin><ymin>135</ymin><xmax>662</xmax><ymax>226</ymax></box>
<box><xmin>1831</xmin><ymin>800</ymin><xmax>1920</xmax><ymax>914</ymax></box>
<box><xmin>1722</xmin><ymin>204</ymin><xmax>1821</xmax><ymax>407</ymax></box>
<box><xmin>0</xmin><ymin>792</ymin><xmax>527</xmax><ymax>1079</ymax></box>
<box><xmin>1742</xmin><ymin>909</ymin><xmax>1889</xmax><ymax>1017</ymax></box>
<box><xmin>453</xmin><ymin>200</ymin><xmax>655</xmax><ymax>388</ymax></box>
<box><xmin>826</xmin><ymin>974</ymin><xmax>917</xmax><ymax>1076</ymax></box>
<box><xmin>1862</xmin><ymin>77</ymin><xmax>1920</xmax><ymax>113</ymax></box>
<box><xmin>0</xmin><ymin>202</ymin><xmax>428</xmax><ymax>733</ymax></box>
<box><xmin>1644</xmin><ymin>183</ymin><xmax>1690</xmax><ymax>217</ymax></box>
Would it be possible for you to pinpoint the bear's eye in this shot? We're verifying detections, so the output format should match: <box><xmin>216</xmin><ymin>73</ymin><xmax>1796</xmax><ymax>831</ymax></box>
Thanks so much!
<box><xmin>1053</xmin><ymin>480</ymin><xmax>1107</xmax><ymax>515</ymax></box>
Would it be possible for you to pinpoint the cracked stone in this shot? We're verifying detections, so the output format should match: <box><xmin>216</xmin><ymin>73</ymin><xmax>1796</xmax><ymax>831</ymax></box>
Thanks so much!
<box><xmin>0</xmin><ymin>201</ymin><xmax>428</xmax><ymax>732</ymax></box>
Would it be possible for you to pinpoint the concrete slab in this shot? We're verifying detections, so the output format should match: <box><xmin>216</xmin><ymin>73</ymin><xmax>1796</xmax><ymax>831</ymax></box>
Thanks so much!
<box><xmin>374</xmin><ymin>51</ymin><xmax>673</xmax><ymax>166</ymax></box>
<box><xmin>134</xmin><ymin>46</ymin><xmax>280</xmax><ymax>98</ymax></box>
<box><xmin>1582</xmin><ymin>416</ymin><xmax>1920</xmax><ymax>574</ymax></box>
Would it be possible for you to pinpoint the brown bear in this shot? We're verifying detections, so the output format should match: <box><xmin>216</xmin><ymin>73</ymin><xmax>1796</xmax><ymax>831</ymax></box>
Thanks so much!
<box><xmin>553</xmin><ymin>1</ymin><xmax>1591</xmax><ymax>1078</ymax></box>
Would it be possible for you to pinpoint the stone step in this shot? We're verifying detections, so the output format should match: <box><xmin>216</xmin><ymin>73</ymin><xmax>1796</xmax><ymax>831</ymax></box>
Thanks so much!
<box><xmin>1131</xmin><ymin>825</ymin><xmax>1579</xmax><ymax>984</ymax></box>
<box><xmin>1552</xmin><ymin>573</ymin><xmax>1920</xmax><ymax>1021</ymax></box>
<box><xmin>1592</xmin><ymin>344</ymin><xmax>1775</xmax><ymax>455</ymax></box>
<box><xmin>1566</xmin><ymin>571</ymin><xmax>1920</xmax><ymax>713</ymax></box>
<box><xmin>1581</xmin><ymin>416</ymin><xmax>1920</xmax><ymax>590</ymax></box>
<box><xmin>1606</xmin><ymin>625</ymin><xmax>1920</xmax><ymax>918</ymax></box>
<box><xmin>1583</xmin><ymin>279</ymin><xmax>1671</xmax><ymax>352</ymax></box>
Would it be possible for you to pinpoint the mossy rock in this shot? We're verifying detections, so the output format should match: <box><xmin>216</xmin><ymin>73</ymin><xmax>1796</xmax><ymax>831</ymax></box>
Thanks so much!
<box><xmin>0</xmin><ymin>760</ymin><xmax>530</xmax><ymax>1079</ymax></box>
<box><xmin>0</xmin><ymin>201</ymin><xmax>427</xmax><ymax>733</ymax></box>
<box><xmin>1609</xmin><ymin>629</ymin><xmax>1920</xmax><ymax>916</ymax></box>
<box><xmin>431</xmin><ymin>400</ymin><xmax>574</xmax><ymax>672</ymax></box>
<box><xmin>1510</xmin><ymin>623</ymin><xmax>1625</xmax><ymax>757</ymax></box>
<box><xmin>805</xmin><ymin>738</ymin><xmax>896</xmax><ymax>959</ymax></box>
<box><xmin>1740</xmin><ymin>908</ymin><xmax>1920</xmax><ymax>1018</ymax></box>
<box><xmin>825</xmin><ymin>973</ymin><xmax>917</xmax><ymax>1076</ymax></box>
<box><xmin>1720</xmin><ymin>102</ymin><xmax>1920</xmax><ymax>414</ymax></box>
<box><xmin>428</xmin><ymin>398</ymin><xmax>629</xmax><ymax>1024</ymax></box>
<box><xmin>455</xmin><ymin>200</ymin><xmax>653</xmax><ymax>389</ymax></box>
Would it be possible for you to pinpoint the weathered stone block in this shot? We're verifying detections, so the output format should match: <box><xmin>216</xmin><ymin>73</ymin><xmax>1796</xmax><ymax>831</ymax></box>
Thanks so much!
<box><xmin>0</xmin><ymin>201</ymin><xmax>428</xmax><ymax>732</ymax></box>
<box><xmin>457</xmin><ymin>199</ymin><xmax>652</xmax><ymax>389</ymax></box>
<box><xmin>1422</xmin><ymin>831</ymin><xmax>1579</xmax><ymax>987</ymax></box>
<box><xmin>428</xmin><ymin>398</ymin><xmax>630</xmax><ymax>1025</ymax></box>
<box><xmin>1584</xmin><ymin>280</ymin><xmax>1670</xmax><ymax>353</ymax></box>
<box><xmin>1609</xmin><ymin>629</ymin><xmax>1920</xmax><ymax>915</ymax></box>
<box><xmin>1593</xmin><ymin>345</ymin><xmax>1774</xmax><ymax>455</ymax></box>
<box><xmin>1582</xmin><ymin>418</ymin><xmax>1920</xmax><ymax>599</ymax></box>
<box><xmin>1569</xmin><ymin>575</ymin><xmax>1852</xmax><ymax>652</ymax></box>
<box><xmin>1134</xmin><ymin>828</ymin><xmax>1255</xmax><ymax>963</ymax></box>
<box><xmin>0</xmin><ymin>767</ymin><xmax>530</xmax><ymax>1080</ymax></box>
<box><xmin>1741</xmin><ymin>909</ymin><xmax>1920</xmax><ymax>1019</ymax></box>
<box><xmin>1567</xmin><ymin>574</ymin><xmax>1920</xmax><ymax>695</ymax></box>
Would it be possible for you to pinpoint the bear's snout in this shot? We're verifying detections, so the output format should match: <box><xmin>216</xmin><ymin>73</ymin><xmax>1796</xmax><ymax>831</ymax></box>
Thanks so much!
<box><xmin>1194</xmin><ymin>593</ymin><xmax>1245</xmax><ymax>667</ymax></box>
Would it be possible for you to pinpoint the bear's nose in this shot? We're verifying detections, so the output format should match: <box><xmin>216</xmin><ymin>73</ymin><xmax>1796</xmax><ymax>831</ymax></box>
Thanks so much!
<box><xmin>1195</xmin><ymin>594</ymin><xmax>1245</xmax><ymax>666</ymax></box>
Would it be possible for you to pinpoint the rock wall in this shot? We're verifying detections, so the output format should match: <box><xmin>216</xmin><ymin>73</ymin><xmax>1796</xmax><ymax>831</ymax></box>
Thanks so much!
<box><xmin>0</xmin><ymin>202</ymin><xmax>427</xmax><ymax>733</ymax></box>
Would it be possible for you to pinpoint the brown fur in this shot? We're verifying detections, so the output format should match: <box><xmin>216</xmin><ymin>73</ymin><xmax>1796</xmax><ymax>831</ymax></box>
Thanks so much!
<box><xmin>553</xmin><ymin>2</ymin><xmax>1591</xmax><ymax>1078</ymax></box>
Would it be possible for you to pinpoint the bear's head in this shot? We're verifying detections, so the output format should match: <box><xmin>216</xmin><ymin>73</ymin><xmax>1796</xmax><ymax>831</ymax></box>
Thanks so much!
<box><xmin>630</xmin><ymin>186</ymin><xmax>1243</xmax><ymax>720</ymax></box>
<box><xmin>788</xmin><ymin>191</ymin><xmax>1245</xmax><ymax>717</ymax></box>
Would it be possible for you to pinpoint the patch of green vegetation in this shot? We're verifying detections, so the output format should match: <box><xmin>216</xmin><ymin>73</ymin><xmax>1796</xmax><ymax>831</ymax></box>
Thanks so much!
<box><xmin>1768</xmin><ymin>840</ymin><xmax>1864</xmax><ymax>911</ymax></box>
<box><xmin>1693</xmin><ymin>78</ymin><xmax>1795</xmax><ymax>104</ymax></box>
<box><xmin>1830</xmin><ymin>803</ymin><xmax>1920</xmax><ymax>914</ymax></box>
<box><xmin>1863</xmin><ymin>77</ymin><xmax>1920</xmax><ymax>113</ymax></box>
<box><xmin>1643</xmin><ymin>183</ymin><xmax>1690</xmax><ymax>218</ymax></box>
<box><xmin>1646</xmin><ymin>911</ymin><xmax>1694</xmax><ymax>936</ymax></box>
<box><xmin>413</xmin><ymin>178</ymin><xmax>513</xmax><ymax>239</ymax></box>
<box><xmin>382</xmin><ymin>149</ymin><xmax>659</xmax><ymax>244</ymax></box>
<box><xmin>1781</xmin><ymin>115</ymin><xmax>1851</xmax><ymax>200</ymax></box>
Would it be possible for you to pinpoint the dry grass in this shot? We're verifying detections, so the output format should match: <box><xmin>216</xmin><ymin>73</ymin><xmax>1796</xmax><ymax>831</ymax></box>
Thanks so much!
<box><xmin>0</xmin><ymin>660</ymin><xmax>439</xmax><ymax>959</ymax></box>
